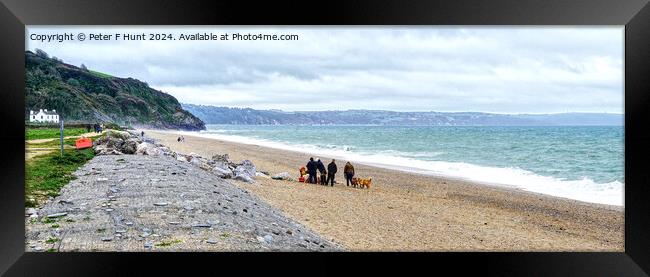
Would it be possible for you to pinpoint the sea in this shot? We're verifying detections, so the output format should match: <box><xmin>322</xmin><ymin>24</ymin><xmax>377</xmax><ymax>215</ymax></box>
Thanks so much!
<box><xmin>184</xmin><ymin>125</ymin><xmax>624</xmax><ymax>206</ymax></box>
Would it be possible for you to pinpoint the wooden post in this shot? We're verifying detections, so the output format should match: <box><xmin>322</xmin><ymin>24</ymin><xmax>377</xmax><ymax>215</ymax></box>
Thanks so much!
<box><xmin>59</xmin><ymin>120</ymin><xmax>64</xmax><ymax>156</ymax></box>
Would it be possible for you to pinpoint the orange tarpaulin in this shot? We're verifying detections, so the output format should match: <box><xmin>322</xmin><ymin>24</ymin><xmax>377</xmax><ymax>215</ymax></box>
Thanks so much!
<box><xmin>75</xmin><ymin>137</ymin><xmax>92</xmax><ymax>149</ymax></box>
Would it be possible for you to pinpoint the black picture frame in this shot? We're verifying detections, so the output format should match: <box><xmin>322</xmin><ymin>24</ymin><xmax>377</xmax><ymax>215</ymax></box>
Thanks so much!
<box><xmin>1</xmin><ymin>0</ymin><xmax>649</xmax><ymax>275</ymax></box>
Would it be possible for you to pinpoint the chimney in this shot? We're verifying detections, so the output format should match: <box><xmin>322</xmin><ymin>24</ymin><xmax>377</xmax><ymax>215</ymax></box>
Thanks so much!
<box><xmin>52</xmin><ymin>109</ymin><xmax>56</xmax><ymax>112</ymax></box>
<box><xmin>40</xmin><ymin>109</ymin><xmax>43</xmax><ymax>112</ymax></box>
<box><xmin>30</xmin><ymin>110</ymin><xmax>33</xmax><ymax>115</ymax></box>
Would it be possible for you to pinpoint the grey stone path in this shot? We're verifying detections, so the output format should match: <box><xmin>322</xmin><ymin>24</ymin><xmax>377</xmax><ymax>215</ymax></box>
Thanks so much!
<box><xmin>25</xmin><ymin>155</ymin><xmax>342</xmax><ymax>252</ymax></box>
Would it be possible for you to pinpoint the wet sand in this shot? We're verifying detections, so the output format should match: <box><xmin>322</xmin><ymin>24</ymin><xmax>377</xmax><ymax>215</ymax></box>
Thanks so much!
<box><xmin>146</xmin><ymin>130</ymin><xmax>624</xmax><ymax>251</ymax></box>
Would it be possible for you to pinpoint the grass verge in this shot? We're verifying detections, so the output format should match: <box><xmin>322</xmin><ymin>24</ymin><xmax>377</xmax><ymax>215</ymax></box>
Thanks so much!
<box><xmin>25</xmin><ymin>148</ymin><xmax>95</xmax><ymax>207</ymax></box>
<box><xmin>26</xmin><ymin>127</ymin><xmax>89</xmax><ymax>140</ymax></box>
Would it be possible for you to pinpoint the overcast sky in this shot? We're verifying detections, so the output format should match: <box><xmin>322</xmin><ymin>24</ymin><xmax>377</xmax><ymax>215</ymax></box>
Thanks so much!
<box><xmin>26</xmin><ymin>26</ymin><xmax>623</xmax><ymax>114</ymax></box>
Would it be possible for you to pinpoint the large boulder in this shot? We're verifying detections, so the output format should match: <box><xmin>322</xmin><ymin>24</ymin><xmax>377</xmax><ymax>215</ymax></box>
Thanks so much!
<box><xmin>233</xmin><ymin>160</ymin><xmax>256</xmax><ymax>183</ymax></box>
<box><xmin>211</xmin><ymin>161</ymin><xmax>230</xmax><ymax>171</ymax></box>
<box><xmin>136</xmin><ymin>142</ymin><xmax>162</xmax><ymax>156</ymax></box>
<box><xmin>106</xmin><ymin>137</ymin><xmax>124</xmax><ymax>149</ymax></box>
<box><xmin>105</xmin><ymin>130</ymin><xmax>131</xmax><ymax>140</ymax></box>
<box><xmin>211</xmin><ymin>154</ymin><xmax>230</xmax><ymax>163</ymax></box>
<box><xmin>235</xmin><ymin>160</ymin><xmax>256</xmax><ymax>177</ymax></box>
<box><xmin>189</xmin><ymin>157</ymin><xmax>201</xmax><ymax>167</ymax></box>
<box><xmin>233</xmin><ymin>174</ymin><xmax>255</xmax><ymax>183</ymax></box>
<box><xmin>157</xmin><ymin>146</ymin><xmax>173</xmax><ymax>156</ymax></box>
<box><xmin>175</xmin><ymin>153</ymin><xmax>189</xmax><ymax>162</ymax></box>
<box><xmin>189</xmin><ymin>155</ymin><xmax>204</xmax><ymax>166</ymax></box>
<box><xmin>255</xmin><ymin>172</ymin><xmax>271</xmax><ymax>179</ymax></box>
<box><xmin>94</xmin><ymin>144</ymin><xmax>107</xmax><ymax>154</ymax></box>
<box><xmin>120</xmin><ymin>138</ymin><xmax>139</xmax><ymax>154</ymax></box>
<box><xmin>94</xmin><ymin>145</ymin><xmax>122</xmax><ymax>155</ymax></box>
<box><xmin>211</xmin><ymin>166</ymin><xmax>233</xmax><ymax>179</ymax></box>
<box><xmin>271</xmin><ymin>172</ymin><xmax>293</xmax><ymax>181</ymax></box>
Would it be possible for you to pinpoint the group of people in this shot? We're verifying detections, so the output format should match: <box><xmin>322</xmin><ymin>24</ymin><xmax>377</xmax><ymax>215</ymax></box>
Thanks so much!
<box><xmin>176</xmin><ymin>136</ymin><xmax>185</xmax><ymax>143</ymax></box>
<box><xmin>304</xmin><ymin>157</ymin><xmax>356</xmax><ymax>187</ymax></box>
<box><xmin>87</xmin><ymin>123</ymin><xmax>103</xmax><ymax>133</ymax></box>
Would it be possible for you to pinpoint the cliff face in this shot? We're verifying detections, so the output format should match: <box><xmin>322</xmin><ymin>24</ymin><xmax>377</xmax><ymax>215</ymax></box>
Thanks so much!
<box><xmin>25</xmin><ymin>51</ymin><xmax>205</xmax><ymax>130</ymax></box>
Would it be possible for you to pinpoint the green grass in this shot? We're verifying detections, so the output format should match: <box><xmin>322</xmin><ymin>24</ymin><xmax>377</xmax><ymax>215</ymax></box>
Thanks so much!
<box><xmin>25</xmin><ymin>148</ymin><xmax>95</xmax><ymax>207</ymax></box>
<box><xmin>89</xmin><ymin>70</ymin><xmax>113</xmax><ymax>79</ymax></box>
<box><xmin>155</xmin><ymin>239</ymin><xmax>182</xmax><ymax>247</ymax></box>
<box><xmin>45</xmin><ymin>237</ymin><xmax>59</xmax><ymax>244</ymax></box>
<box><xmin>26</xmin><ymin>127</ymin><xmax>88</xmax><ymax>140</ymax></box>
<box><xmin>51</xmin><ymin>224</ymin><xmax>60</xmax><ymax>228</ymax></box>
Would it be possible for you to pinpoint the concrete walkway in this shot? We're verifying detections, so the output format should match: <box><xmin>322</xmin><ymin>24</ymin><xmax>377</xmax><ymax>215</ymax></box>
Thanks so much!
<box><xmin>25</xmin><ymin>154</ymin><xmax>342</xmax><ymax>252</ymax></box>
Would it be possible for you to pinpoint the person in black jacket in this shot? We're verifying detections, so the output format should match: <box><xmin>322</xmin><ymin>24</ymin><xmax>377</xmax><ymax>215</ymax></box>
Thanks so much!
<box><xmin>306</xmin><ymin>157</ymin><xmax>317</xmax><ymax>184</ymax></box>
<box><xmin>326</xmin><ymin>159</ymin><xmax>337</xmax><ymax>186</ymax></box>
<box><xmin>316</xmin><ymin>158</ymin><xmax>325</xmax><ymax>174</ymax></box>
<box><xmin>316</xmin><ymin>158</ymin><xmax>326</xmax><ymax>185</ymax></box>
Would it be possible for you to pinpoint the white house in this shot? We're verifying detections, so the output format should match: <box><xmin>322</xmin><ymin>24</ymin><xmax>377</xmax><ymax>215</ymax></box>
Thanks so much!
<box><xmin>29</xmin><ymin>109</ymin><xmax>59</xmax><ymax>123</ymax></box>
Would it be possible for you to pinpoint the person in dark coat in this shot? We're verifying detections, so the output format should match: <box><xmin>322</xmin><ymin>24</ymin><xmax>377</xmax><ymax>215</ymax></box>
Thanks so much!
<box><xmin>316</xmin><ymin>158</ymin><xmax>325</xmax><ymax>174</ymax></box>
<box><xmin>306</xmin><ymin>157</ymin><xmax>317</xmax><ymax>184</ymax></box>
<box><xmin>344</xmin><ymin>161</ymin><xmax>355</xmax><ymax>186</ymax></box>
<box><xmin>316</xmin><ymin>158</ymin><xmax>326</xmax><ymax>185</ymax></box>
<box><xmin>326</xmin><ymin>159</ymin><xmax>337</xmax><ymax>186</ymax></box>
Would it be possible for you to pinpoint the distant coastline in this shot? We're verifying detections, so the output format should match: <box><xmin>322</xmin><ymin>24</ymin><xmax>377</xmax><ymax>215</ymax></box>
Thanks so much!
<box><xmin>182</xmin><ymin>104</ymin><xmax>623</xmax><ymax>126</ymax></box>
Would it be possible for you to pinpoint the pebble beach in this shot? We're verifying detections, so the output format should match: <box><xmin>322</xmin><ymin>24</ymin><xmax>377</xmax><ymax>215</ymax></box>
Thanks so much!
<box><xmin>146</xmin><ymin>130</ymin><xmax>624</xmax><ymax>251</ymax></box>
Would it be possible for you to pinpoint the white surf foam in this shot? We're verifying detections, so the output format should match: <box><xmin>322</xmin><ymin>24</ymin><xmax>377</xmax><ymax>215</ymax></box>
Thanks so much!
<box><xmin>174</xmin><ymin>130</ymin><xmax>624</xmax><ymax>206</ymax></box>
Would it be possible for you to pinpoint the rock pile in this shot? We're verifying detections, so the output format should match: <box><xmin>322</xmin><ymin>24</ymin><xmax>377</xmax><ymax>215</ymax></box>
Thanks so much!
<box><xmin>93</xmin><ymin>130</ymin><xmax>258</xmax><ymax>183</ymax></box>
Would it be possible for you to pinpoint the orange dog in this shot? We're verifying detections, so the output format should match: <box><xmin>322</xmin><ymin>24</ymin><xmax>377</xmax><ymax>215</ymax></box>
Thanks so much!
<box><xmin>358</xmin><ymin>177</ymin><xmax>372</xmax><ymax>189</ymax></box>
<box><xmin>350</xmin><ymin>177</ymin><xmax>372</xmax><ymax>189</ymax></box>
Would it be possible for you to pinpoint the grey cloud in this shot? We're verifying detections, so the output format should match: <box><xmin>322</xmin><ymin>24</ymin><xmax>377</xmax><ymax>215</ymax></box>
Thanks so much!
<box><xmin>26</xmin><ymin>26</ymin><xmax>623</xmax><ymax>113</ymax></box>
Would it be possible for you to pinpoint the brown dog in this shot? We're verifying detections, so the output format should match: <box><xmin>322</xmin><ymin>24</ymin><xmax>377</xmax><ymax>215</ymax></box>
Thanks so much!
<box><xmin>351</xmin><ymin>177</ymin><xmax>359</xmax><ymax>188</ymax></box>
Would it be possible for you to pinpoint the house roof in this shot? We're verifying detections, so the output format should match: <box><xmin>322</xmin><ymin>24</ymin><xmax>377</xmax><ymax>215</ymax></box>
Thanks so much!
<box><xmin>32</xmin><ymin>110</ymin><xmax>58</xmax><ymax>115</ymax></box>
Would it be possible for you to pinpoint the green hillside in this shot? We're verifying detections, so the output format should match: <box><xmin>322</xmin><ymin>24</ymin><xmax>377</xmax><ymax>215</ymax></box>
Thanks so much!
<box><xmin>25</xmin><ymin>51</ymin><xmax>205</xmax><ymax>130</ymax></box>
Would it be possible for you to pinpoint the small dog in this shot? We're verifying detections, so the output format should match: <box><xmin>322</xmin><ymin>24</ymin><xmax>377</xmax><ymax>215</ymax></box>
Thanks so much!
<box><xmin>358</xmin><ymin>177</ymin><xmax>372</xmax><ymax>189</ymax></box>
<box><xmin>320</xmin><ymin>171</ymin><xmax>327</xmax><ymax>185</ymax></box>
